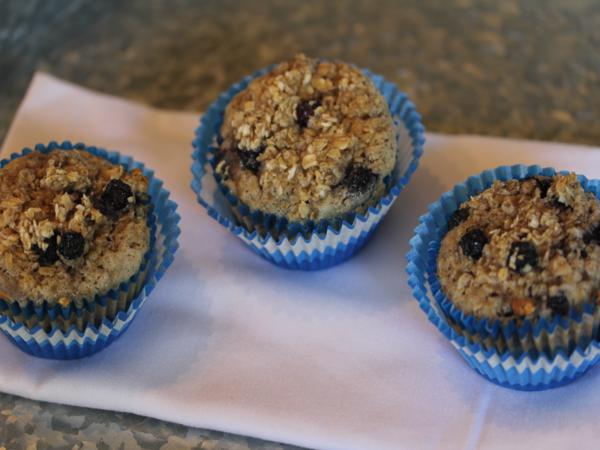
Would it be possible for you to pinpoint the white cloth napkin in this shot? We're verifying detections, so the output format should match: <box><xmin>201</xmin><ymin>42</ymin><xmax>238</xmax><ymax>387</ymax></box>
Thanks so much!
<box><xmin>2</xmin><ymin>73</ymin><xmax>600</xmax><ymax>450</ymax></box>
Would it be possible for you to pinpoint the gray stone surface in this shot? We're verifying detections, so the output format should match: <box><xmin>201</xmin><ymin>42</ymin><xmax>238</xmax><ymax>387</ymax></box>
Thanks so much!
<box><xmin>1</xmin><ymin>0</ymin><xmax>600</xmax><ymax>448</ymax></box>
<box><xmin>3</xmin><ymin>0</ymin><xmax>600</xmax><ymax>147</ymax></box>
<box><xmin>0</xmin><ymin>393</ymin><xmax>302</xmax><ymax>449</ymax></box>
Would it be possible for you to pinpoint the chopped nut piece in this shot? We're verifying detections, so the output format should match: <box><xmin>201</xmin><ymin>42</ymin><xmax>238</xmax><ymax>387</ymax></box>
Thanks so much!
<box><xmin>510</xmin><ymin>297</ymin><xmax>536</xmax><ymax>316</ymax></box>
<box><xmin>301</xmin><ymin>154</ymin><xmax>318</xmax><ymax>170</ymax></box>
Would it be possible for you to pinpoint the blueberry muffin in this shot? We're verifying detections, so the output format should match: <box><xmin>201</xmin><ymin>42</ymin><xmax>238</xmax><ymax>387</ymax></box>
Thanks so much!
<box><xmin>438</xmin><ymin>173</ymin><xmax>600</xmax><ymax>321</ymax></box>
<box><xmin>0</xmin><ymin>150</ymin><xmax>150</xmax><ymax>307</ymax></box>
<box><xmin>216</xmin><ymin>54</ymin><xmax>397</xmax><ymax>223</ymax></box>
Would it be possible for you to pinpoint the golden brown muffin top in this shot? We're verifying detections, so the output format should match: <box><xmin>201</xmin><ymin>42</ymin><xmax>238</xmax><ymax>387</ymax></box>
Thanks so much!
<box><xmin>217</xmin><ymin>54</ymin><xmax>397</xmax><ymax>222</ymax></box>
<box><xmin>438</xmin><ymin>174</ymin><xmax>600</xmax><ymax>320</ymax></box>
<box><xmin>0</xmin><ymin>150</ymin><xmax>150</xmax><ymax>305</ymax></box>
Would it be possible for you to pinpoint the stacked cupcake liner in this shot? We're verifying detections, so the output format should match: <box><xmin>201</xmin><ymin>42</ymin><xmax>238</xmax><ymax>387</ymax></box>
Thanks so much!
<box><xmin>0</xmin><ymin>141</ymin><xmax>181</xmax><ymax>359</ymax></box>
<box><xmin>191</xmin><ymin>67</ymin><xmax>425</xmax><ymax>270</ymax></box>
<box><xmin>0</xmin><ymin>209</ymin><xmax>156</xmax><ymax>333</ymax></box>
<box><xmin>0</xmin><ymin>246</ymin><xmax>151</xmax><ymax>333</ymax></box>
<box><xmin>428</xmin><ymin>240</ymin><xmax>600</xmax><ymax>358</ymax></box>
<box><xmin>407</xmin><ymin>164</ymin><xmax>600</xmax><ymax>389</ymax></box>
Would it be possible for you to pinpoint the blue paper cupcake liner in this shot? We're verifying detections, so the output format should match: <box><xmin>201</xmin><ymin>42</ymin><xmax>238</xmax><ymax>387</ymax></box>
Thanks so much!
<box><xmin>191</xmin><ymin>65</ymin><xmax>425</xmax><ymax>270</ymax></box>
<box><xmin>0</xmin><ymin>141</ymin><xmax>181</xmax><ymax>359</ymax></box>
<box><xmin>428</xmin><ymin>165</ymin><xmax>600</xmax><ymax>356</ymax></box>
<box><xmin>429</xmin><ymin>236</ymin><xmax>600</xmax><ymax>358</ymax></box>
<box><xmin>406</xmin><ymin>164</ymin><xmax>600</xmax><ymax>390</ymax></box>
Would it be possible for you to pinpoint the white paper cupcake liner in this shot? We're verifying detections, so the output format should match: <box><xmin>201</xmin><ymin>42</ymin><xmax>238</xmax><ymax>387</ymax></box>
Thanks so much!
<box><xmin>0</xmin><ymin>141</ymin><xmax>180</xmax><ymax>359</ymax></box>
<box><xmin>191</xmin><ymin>66</ymin><xmax>425</xmax><ymax>270</ymax></box>
<box><xmin>406</xmin><ymin>164</ymin><xmax>600</xmax><ymax>390</ymax></box>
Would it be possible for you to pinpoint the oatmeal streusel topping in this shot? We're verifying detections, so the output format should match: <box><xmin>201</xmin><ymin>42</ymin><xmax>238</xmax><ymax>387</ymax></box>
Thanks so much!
<box><xmin>0</xmin><ymin>150</ymin><xmax>150</xmax><ymax>305</ymax></box>
<box><xmin>438</xmin><ymin>174</ymin><xmax>600</xmax><ymax>320</ymax></box>
<box><xmin>218</xmin><ymin>54</ymin><xmax>397</xmax><ymax>222</ymax></box>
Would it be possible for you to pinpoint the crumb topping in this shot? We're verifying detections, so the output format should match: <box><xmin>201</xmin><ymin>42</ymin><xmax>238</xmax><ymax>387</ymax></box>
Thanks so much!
<box><xmin>437</xmin><ymin>174</ymin><xmax>600</xmax><ymax>320</ymax></box>
<box><xmin>0</xmin><ymin>150</ymin><xmax>150</xmax><ymax>304</ymax></box>
<box><xmin>217</xmin><ymin>54</ymin><xmax>397</xmax><ymax>222</ymax></box>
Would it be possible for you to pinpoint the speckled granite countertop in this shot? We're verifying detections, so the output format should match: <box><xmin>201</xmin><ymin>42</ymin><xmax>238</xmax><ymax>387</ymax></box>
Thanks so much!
<box><xmin>1</xmin><ymin>0</ymin><xmax>600</xmax><ymax>448</ymax></box>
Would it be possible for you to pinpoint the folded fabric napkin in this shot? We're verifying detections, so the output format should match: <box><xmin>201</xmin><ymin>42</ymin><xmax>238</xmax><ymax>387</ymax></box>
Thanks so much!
<box><xmin>2</xmin><ymin>73</ymin><xmax>600</xmax><ymax>450</ymax></box>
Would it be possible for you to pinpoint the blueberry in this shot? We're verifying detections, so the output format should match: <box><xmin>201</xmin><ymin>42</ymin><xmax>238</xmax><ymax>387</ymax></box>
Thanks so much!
<box><xmin>549</xmin><ymin>197</ymin><xmax>570</xmax><ymax>210</ymax></box>
<box><xmin>535</xmin><ymin>177</ymin><xmax>553</xmax><ymax>198</ymax></box>
<box><xmin>459</xmin><ymin>229</ymin><xmax>488</xmax><ymax>261</ymax></box>
<box><xmin>236</xmin><ymin>146</ymin><xmax>265</xmax><ymax>175</ymax></box>
<box><xmin>97</xmin><ymin>179</ymin><xmax>132</xmax><ymax>216</ymax></box>
<box><xmin>58</xmin><ymin>231</ymin><xmax>85</xmax><ymax>260</ymax></box>
<box><xmin>507</xmin><ymin>241</ymin><xmax>538</xmax><ymax>274</ymax></box>
<box><xmin>66</xmin><ymin>189</ymin><xmax>83</xmax><ymax>202</ymax></box>
<box><xmin>548</xmin><ymin>294</ymin><xmax>569</xmax><ymax>316</ymax></box>
<box><xmin>32</xmin><ymin>234</ymin><xmax>59</xmax><ymax>266</ymax></box>
<box><xmin>343</xmin><ymin>166</ymin><xmax>377</xmax><ymax>195</ymax></box>
<box><xmin>296</xmin><ymin>99</ymin><xmax>321</xmax><ymax>129</ymax></box>
<box><xmin>447</xmin><ymin>207</ymin><xmax>470</xmax><ymax>231</ymax></box>
<box><xmin>524</xmin><ymin>176</ymin><xmax>552</xmax><ymax>199</ymax></box>
<box><xmin>583</xmin><ymin>224</ymin><xmax>600</xmax><ymax>245</ymax></box>
<box><xmin>557</xmin><ymin>238</ymin><xmax>569</xmax><ymax>254</ymax></box>
<box><xmin>136</xmin><ymin>192</ymin><xmax>151</xmax><ymax>205</ymax></box>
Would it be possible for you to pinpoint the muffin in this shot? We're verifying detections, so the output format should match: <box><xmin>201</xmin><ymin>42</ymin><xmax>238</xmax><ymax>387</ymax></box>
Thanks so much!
<box><xmin>192</xmin><ymin>56</ymin><xmax>424</xmax><ymax>270</ymax></box>
<box><xmin>408</xmin><ymin>166</ymin><xmax>600</xmax><ymax>389</ymax></box>
<box><xmin>0</xmin><ymin>149</ymin><xmax>150</xmax><ymax>316</ymax></box>
<box><xmin>215</xmin><ymin>54</ymin><xmax>397</xmax><ymax>226</ymax></box>
<box><xmin>438</xmin><ymin>173</ymin><xmax>600</xmax><ymax>322</ymax></box>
